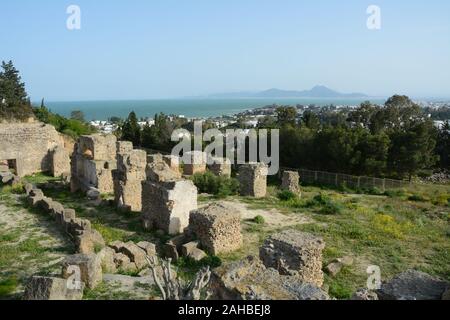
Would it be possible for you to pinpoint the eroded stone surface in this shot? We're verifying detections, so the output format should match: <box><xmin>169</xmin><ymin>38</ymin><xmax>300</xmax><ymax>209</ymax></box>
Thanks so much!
<box><xmin>211</xmin><ymin>256</ymin><xmax>329</xmax><ymax>300</ymax></box>
<box><xmin>259</xmin><ymin>230</ymin><xmax>325</xmax><ymax>287</ymax></box>
<box><xmin>238</xmin><ymin>163</ymin><xmax>268</xmax><ymax>198</ymax></box>
<box><xmin>189</xmin><ymin>202</ymin><xmax>242</xmax><ymax>255</ymax></box>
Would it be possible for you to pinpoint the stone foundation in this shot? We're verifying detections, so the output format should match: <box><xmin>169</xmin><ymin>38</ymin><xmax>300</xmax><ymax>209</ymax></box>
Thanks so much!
<box><xmin>259</xmin><ymin>230</ymin><xmax>325</xmax><ymax>287</ymax></box>
<box><xmin>189</xmin><ymin>203</ymin><xmax>242</xmax><ymax>255</ymax></box>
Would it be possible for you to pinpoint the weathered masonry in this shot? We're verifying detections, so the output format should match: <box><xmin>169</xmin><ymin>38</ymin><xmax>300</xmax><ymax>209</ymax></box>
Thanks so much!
<box><xmin>0</xmin><ymin>122</ymin><xmax>69</xmax><ymax>177</ymax></box>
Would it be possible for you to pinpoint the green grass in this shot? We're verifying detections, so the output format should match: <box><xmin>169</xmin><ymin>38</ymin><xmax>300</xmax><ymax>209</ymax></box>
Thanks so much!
<box><xmin>231</xmin><ymin>182</ymin><xmax>450</xmax><ymax>299</ymax></box>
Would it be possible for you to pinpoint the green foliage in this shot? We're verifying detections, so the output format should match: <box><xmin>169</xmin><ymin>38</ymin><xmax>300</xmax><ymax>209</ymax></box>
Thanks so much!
<box><xmin>0</xmin><ymin>60</ymin><xmax>34</xmax><ymax>121</ymax></box>
<box><xmin>121</xmin><ymin>111</ymin><xmax>141</xmax><ymax>146</ymax></box>
<box><xmin>191</xmin><ymin>172</ymin><xmax>239</xmax><ymax>198</ymax></box>
<box><xmin>0</xmin><ymin>277</ymin><xmax>18</xmax><ymax>298</ymax></box>
<box><xmin>253</xmin><ymin>215</ymin><xmax>266</xmax><ymax>225</ymax></box>
<box><xmin>307</xmin><ymin>193</ymin><xmax>343</xmax><ymax>215</ymax></box>
<box><xmin>408</xmin><ymin>194</ymin><xmax>428</xmax><ymax>202</ymax></box>
<box><xmin>277</xmin><ymin>95</ymin><xmax>440</xmax><ymax>179</ymax></box>
<box><xmin>277</xmin><ymin>190</ymin><xmax>297</xmax><ymax>201</ymax></box>
<box><xmin>70</xmin><ymin>110</ymin><xmax>85</xmax><ymax>122</ymax></box>
<box><xmin>34</xmin><ymin>104</ymin><xmax>96</xmax><ymax>139</ymax></box>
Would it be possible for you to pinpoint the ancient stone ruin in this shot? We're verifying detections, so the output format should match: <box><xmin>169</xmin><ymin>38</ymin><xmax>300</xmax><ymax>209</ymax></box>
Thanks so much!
<box><xmin>163</xmin><ymin>155</ymin><xmax>181</xmax><ymax>174</ymax></box>
<box><xmin>183</xmin><ymin>151</ymin><xmax>207</xmax><ymax>176</ymax></box>
<box><xmin>113</xmin><ymin>142</ymin><xmax>147</xmax><ymax>212</ymax></box>
<box><xmin>210</xmin><ymin>256</ymin><xmax>329</xmax><ymax>300</ymax></box>
<box><xmin>142</xmin><ymin>175</ymin><xmax>198</xmax><ymax>235</ymax></box>
<box><xmin>281</xmin><ymin>170</ymin><xmax>301</xmax><ymax>194</ymax></box>
<box><xmin>207</xmin><ymin>157</ymin><xmax>232</xmax><ymax>178</ymax></box>
<box><xmin>0</xmin><ymin>122</ymin><xmax>69</xmax><ymax>177</ymax></box>
<box><xmin>259</xmin><ymin>230</ymin><xmax>325</xmax><ymax>287</ymax></box>
<box><xmin>189</xmin><ymin>202</ymin><xmax>242</xmax><ymax>255</ymax></box>
<box><xmin>238</xmin><ymin>163</ymin><xmax>268</xmax><ymax>198</ymax></box>
<box><xmin>71</xmin><ymin>134</ymin><xmax>117</xmax><ymax>194</ymax></box>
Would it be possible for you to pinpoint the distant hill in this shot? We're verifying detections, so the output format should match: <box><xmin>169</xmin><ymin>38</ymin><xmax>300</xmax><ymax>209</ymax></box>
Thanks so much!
<box><xmin>207</xmin><ymin>86</ymin><xmax>368</xmax><ymax>98</ymax></box>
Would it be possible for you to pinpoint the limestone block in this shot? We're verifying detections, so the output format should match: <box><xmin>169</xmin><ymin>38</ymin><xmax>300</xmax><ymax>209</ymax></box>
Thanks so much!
<box><xmin>259</xmin><ymin>230</ymin><xmax>325</xmax><ymax>287</ymax></box>
<box><xmin>189</xmin><ymin>203</ymin><xmax>242</xmax><ymax>255</ymax></box>
<box><xmin>51</xmin><ymin>146</ymin><xmax>70</xmax><ymax>177</ymax></box>
<box><xmin>281</xmin><ymin>171</ymin><xmax>300</xmax><ymax>194</ymax></box>
<box><xmin>23</xmin><ymin>276</ymin><xmax>84</xmax><ymax>300</ymax></box>
<box><xmin>142</xmin><ymin>180</ymin><xmax>198</xmax><ymax>235</ymax></box>
<box><xmin>238</xmin><ymin>163</ymin><xmax>268</xmax><ymax>198</ymax></box>
<box><xmin>61</xmin><ymin>254</ymin><xmax>103</xmax><ymax>289</ymax></box>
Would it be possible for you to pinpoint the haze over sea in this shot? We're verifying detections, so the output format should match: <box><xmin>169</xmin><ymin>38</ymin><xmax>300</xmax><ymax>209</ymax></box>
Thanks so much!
<box><xmin>43</xmin><ymin>98</ymin><xmax>385</xmax><ymax>121</ymax></box>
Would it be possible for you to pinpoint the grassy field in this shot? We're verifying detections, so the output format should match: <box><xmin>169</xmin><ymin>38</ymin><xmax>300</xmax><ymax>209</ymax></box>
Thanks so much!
<box><xmin>223</xmin><ymin>182</ymin><xmax>450</xmax><ymax>299</ymax></box>
<box><xmin>1</xmin><ymin>173</ymin><xmax>449</xmax><ymax>300</ymax></box>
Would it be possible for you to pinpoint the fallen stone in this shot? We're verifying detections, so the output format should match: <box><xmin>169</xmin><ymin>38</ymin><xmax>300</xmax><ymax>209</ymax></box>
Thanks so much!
<box><xmin>377</xmin><ymin>270</ymin><xmax>449</xmax><ymax>300</ymax></box>
<box><xmin>58</xmin><ymin>208</ymin><xmax>76</xmax><ymax>226</ymax></box>
<box><xmin>211</xmin><ymin>256</ymin><xmax>329</xmax><ymax>300</ymax></box>
<box><xmin>113</xmin><ymin>253</ymin><xmax>137</xmax><ymax>272</ymax></box>
<box><xmin>136</xmin><ymin>241</ymin><xmax>157</xmax><ymax>256</ymax></box>
<box><xmin>163</xmin><ymin>242</ymin><xmax>179</xmax><ymax>261</ymax></box>
<box><xmin>325</xmin><ymin>262</ymin><xmax>343</xmax><ymax>277</ymax></box>
<box><xmin>351</xmin><ymin>289</ymin><xmax>379</xmax><ymax>300</ymax></box>
<box><xmin>260</xmin><ymin>230</ymin><xmax>325</xmax><ymax>287</ymax></box>
<box><xmin>23</xmin><ymin>276</ymin><xmax>84</xmax><ymax>300</ymax></box>
<box><xmin>75</xmin><ymin>230</ymin><xmax>105</xmax><ymax>254</ymax></box>
<box><xmin>61</xmin><ymin>254</ymin><xmax>103</xmax><ymax>289</ymax></box>
<box><xmin>117</xmin><ymin>242</ymin><xmax>148</xmax><ymax>269</ymax></box>
<box><xmin>24</xmin><ymin>183</ymin><xmax>34</xmax><ymax>195</ymax></box>
<box><xmin>98</xmin><ymin>247</ymin><xmax>117</xmax><ymax>273</ymax></box>
<box><xmin>87</xmin><ymin>187</ymin><xmax>101</xmax><ymax>200</ymax></box>
<box><xmin>188</xmin><ymin>247</ymin><xmax>207</xmax><ymax>262</ymax></box>
<box><xmin>29</xmin><ymin>188</ymin><xmax>44</xmax><ymax>197</ymax></box>
<box><xmin>181</xmin><ymin>241</ymin><xmax>200</xmax><ymax>257</ymax></box>
<box><xmin>189</xmin><ymin>202</ymin><xmax>242</xmax><ymax>255</ymax></box>
<box><xmin>67</xmin><ymin>218</ymin><xmax>92</xmax><ymax>237</ymax></box>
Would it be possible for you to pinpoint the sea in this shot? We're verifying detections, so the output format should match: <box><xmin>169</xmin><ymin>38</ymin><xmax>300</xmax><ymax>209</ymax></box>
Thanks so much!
<box><xmin>43</xmin><ymin>98</ymin><xmax>386</xmax><ymax>121</ymax></box>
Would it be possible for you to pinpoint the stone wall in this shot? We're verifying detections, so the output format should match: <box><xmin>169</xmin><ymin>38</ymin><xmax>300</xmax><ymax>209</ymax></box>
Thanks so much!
<box><xmin>238</xmin><ymin>163</ymin><xmax>268</xmax><ymax>198</ymax></box>
<box><xmin>113</xmin><ymin>143</ymin><xmax>147</xmax><ymax>212</ymax></box>
<box><xmin>71</xmin><ymin>134</ymin><xmax>117</xmax><ymax>194</ymax></box>
<box><xmin>0</xmin><ymin>122</ymin><xmax>66</xmax><ymax>177</ymax></box>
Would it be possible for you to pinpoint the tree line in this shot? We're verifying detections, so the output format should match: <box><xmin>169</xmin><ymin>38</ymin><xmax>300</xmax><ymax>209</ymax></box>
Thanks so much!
<box><xmin>273</xmin><ymin>96</ymin><xmax>449</xmax><ymax>180</ymax></box>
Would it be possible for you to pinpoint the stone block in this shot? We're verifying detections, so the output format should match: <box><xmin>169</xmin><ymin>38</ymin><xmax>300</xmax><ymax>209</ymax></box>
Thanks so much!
<box><xmin>238</xmin><ymin>163</ymin><xmax>268</xmax><ymax>198</ymax></box>
<box><xmin>189</xmin><ymin>203</ymin><xmax>242</xmax><ymax>255</ymax></box>
<box><xmin>61</xmin><ymin>254</ymin><xmax>103</xmax><ymax>289</ymax></box>
<box><xmin>259</xmin><ymin>230</ymin><xmax>325</xmax><ymax>287</ymax></box>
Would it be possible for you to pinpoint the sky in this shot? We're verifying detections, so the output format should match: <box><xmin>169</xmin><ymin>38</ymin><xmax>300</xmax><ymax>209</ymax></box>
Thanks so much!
<box><xmin>1</xmin><ymin>0</ymin><xmax>449</xmax><ymax>101</ymax></box>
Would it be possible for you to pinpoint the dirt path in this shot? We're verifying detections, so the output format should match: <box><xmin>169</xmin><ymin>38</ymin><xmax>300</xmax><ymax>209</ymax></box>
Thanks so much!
<box><xmin>210</xmin><ymin>199</ymin><xmax>313</xmax><ymax>228</ymax></box>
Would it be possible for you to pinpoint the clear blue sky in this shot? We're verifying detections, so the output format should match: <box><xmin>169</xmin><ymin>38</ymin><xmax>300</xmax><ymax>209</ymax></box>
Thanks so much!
<box><xmin>1</xmin><ymin>0</ymin><xmax>449</xmax><ymax>101</ymax></box>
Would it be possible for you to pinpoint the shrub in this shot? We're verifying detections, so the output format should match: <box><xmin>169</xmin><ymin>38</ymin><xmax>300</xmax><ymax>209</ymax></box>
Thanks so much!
<box><xmin>191</xmin><ymin>172</ymin><xmax>239</xmax><ymax>198</ymax></box>
<box><xmin>277</xmin><ymin>190</ymin><xmax>297</xmax><ymax>201</ymax></box>
<box><xmin>408</xmin><ymin>194</ymin><xmax>428</xmax><ymax>202</ymax></box>
<box><xmin>306</xmin><ymin>193</ymin><xmax>343</xmax><ymax>215</ymax></box>
<box><xmin>253</xmin><ymin>215</ymin><xmax>266</xmax><ymax>225</ymax></box>
<box><xmin>384</xmin><ymin>189</ymin><xmax>407</xmax><ymax>198</ymax></box>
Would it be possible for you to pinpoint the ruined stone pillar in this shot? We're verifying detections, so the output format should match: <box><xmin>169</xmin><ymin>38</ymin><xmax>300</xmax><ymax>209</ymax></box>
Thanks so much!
<box><xmin>113</xmin><ymin>147</ymin><xmax>147</xmax><ymax>212</ymax></box>
<box><xmin>141</xmin><ymin>179</ymin><xmax>198</xmax><ymax>235</ymax></box>
<box><xmin>238</xmin><ymin>163</ymin><xmax>268</xmax><ymax>198</ymax></box>
<box><xmin>281</xmin><ymin>170</ymin><xmax>301</xmax><ymax>194</ymax></box>
<box><xmin>207</xmin><ymin>157</ymin><xmax>232</xmax><ymax>178</ymax></box>
<box><xmin>183</xmin><ymin>151</ymin><xmax>207</xmax><ymax>176</ymax></box>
